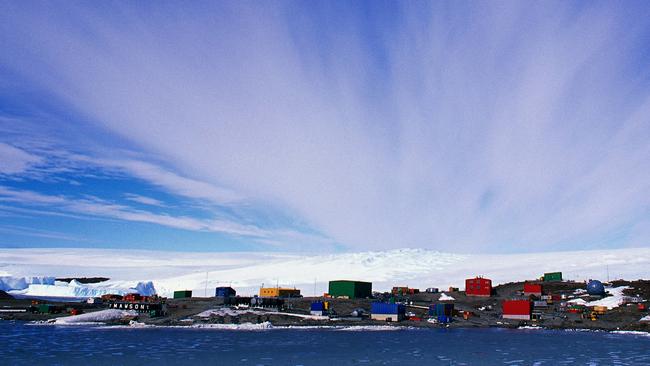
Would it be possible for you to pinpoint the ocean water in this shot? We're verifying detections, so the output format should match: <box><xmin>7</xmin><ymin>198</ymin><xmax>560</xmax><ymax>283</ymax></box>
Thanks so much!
<box><xmin>1</xmin><ymin>321</ymin><xmax>649</xmax><ymax>365</ymax></box>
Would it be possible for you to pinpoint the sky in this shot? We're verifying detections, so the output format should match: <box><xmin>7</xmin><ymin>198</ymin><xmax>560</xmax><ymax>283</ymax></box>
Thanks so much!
<box><xmin>0</xmin><ymin>1</ymin><xmax>649</xmax><ymax>254</ymax></box>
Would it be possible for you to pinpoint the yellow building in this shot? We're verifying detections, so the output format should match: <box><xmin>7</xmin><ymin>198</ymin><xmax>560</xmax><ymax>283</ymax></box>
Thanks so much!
<box><xmin>259</xmin><ymin>287</ymin><xmax>301</xmax><ymax>298</ymax></box>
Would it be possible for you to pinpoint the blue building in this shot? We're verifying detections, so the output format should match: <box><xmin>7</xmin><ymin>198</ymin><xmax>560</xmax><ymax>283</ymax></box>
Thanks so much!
<box><xmin>215</xmin><ymin>286</ymin><xmax>236</xmax><ymax>297</ymax></box>
<box><xmin>371</xmin><ymin>302</ymin><xmax>406</xmax><ymax>322</ymax></box>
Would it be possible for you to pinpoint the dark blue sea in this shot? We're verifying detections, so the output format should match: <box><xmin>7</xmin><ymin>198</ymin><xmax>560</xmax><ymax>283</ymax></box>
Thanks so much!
<box><xmin>1</xmin><ymin>321</ymin><xmax>649</xmax><ymax>365</ymax></box>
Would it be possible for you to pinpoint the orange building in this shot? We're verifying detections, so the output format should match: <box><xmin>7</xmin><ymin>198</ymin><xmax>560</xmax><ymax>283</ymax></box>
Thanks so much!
<box><xmin>259</xmin><ymin>287</ymin><xmax>301</xmax><ymax>298</ymax></box>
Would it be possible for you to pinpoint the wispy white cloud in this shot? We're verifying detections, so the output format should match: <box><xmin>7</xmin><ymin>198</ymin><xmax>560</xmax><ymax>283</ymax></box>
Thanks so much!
<box><xmin>0</xmin><ymin>224</ymin><xmax>92</xmax><ymax>243</ymax></box>
<box><xmin>0</xmin><ymin>117</ymin><xmax>241</xmax><ymax>206</ymax></box>
<box><xmin>0</xmin><ymin>186</ymin><xmax>263</xmax><ymax>237</ymax></box>
<box><xmin>94</xmin><ymin>158</ymin><xmax>241</xmax><ymax>205</ymax></box>
<box><xmin>0</xmin><ymin>2</ymin><xmax>649</xmax><ymax>252</ymax></box>
<box><xmin>0</xmin><ymin>186</ymin><xmax>332</xmax><ymax>250</ymax></box>
<box><xmin>123</xmin><ymin>193</ymin><xmax>165</xmax><ymax>207</ymax></box>
<box><xmin>0</xmin><ymin>143</ymin><xmax>42</xmax><ymax>175</ymax></box>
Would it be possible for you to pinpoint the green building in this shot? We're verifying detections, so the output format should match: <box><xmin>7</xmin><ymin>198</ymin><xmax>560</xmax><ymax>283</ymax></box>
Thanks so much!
<box><xmin>173</xmin><ymin>290</ymin><xmax>192</xmax><ymax>299</ymax></box>
<box><xmin>328</xmin><ymin>280</ymin><xmax>372</xmax><ymax>299</ymax></box>
<box><xmin>543</xmin><ymin>272</ymin><xmax>563</xmax><ymax>282</ymax></box>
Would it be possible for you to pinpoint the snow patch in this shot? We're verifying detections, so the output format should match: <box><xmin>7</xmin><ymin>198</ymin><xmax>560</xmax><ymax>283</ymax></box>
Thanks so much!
<box><xmin>52</xmin><ymin>309</ymin><xmax>138</xmax><ymax>325</ymax></box>
<box><xmin>438</xmin><ymin>293</ymin><xmax>455</xmax><ymax>301</ymax></box>
<box><xmin>584</xmin><ymin>286</ymin><xmax>631</xmax><ymax>309</ymax></box>
<box><xmin>640</xmin><ymin>315</ymin><xmax>650</xmax><ymax>322</ymax></box>
<box><xmin>567</xmin><ymin>298</ymin><xmax>587</xmax><ymax>305</ymax></box>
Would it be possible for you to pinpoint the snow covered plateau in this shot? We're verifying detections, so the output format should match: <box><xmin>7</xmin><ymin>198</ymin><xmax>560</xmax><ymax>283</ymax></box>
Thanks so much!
<box><xmin>0</xmin><ymin>247</ymin><xmax>649</xmax><ymax>298</ymax></box>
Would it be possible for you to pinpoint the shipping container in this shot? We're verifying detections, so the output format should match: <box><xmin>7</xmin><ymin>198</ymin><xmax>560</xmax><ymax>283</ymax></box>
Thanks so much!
<box><xmin>502</xmin><ymin>300</ymin><xmax>532</xmax><ymax>320</ymax></box>
<box><xmin>391</xmin><ymin>287</ymin><xmax>420</xmax><ymax>296</ymax></box>
<box><xmin>215</xmin><ymin>287</ymin><xmax>236</xmax><ymax>298</ymax></box>
<box><xmin>543</xmin><ymin>272</ymin><xmax>563</xmax><ymax>282</ymax></box>
<box><xmin>328</xmin><ymin>280</ymin><xmax>372</xmax><ymax>299</ymax></box>
<box><xmin>37</xmin><ymin>304</ymin><xmax>62</xmax><ymax>314</ymax></box>
<box><xmin>465</xmin><ymin>277</ymin><xmax>492</xmax><ymax>297</ymax></box>
<box><xmin>173</xmin><ymin>290</ymin><xmax>192</xmax><ymax>299</ymax></box>
<box><xmin>311</xmin><ymin>301</ymin><xmax>325</xmax><ymax>311</ymax></box>
<box><xmin>523</xmin><ymin>283</ymin><xmax>542</xmax><ymax>296</ymax></box>
<box><xmin>310</xmin><ymin>301</ymin><xmax>330</xmax><ymax>316</ymax></box>
<box><xmin>429</xmin><ymin>303</ymin><xmax>454</xmax><ymax>316</ymax></box>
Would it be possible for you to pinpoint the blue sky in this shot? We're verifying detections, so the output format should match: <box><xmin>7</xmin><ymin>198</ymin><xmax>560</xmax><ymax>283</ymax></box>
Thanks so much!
<box><xmin>0</xmin><ymin>1</ymin><xmax>649</xmax><ymax>253</ymax></box>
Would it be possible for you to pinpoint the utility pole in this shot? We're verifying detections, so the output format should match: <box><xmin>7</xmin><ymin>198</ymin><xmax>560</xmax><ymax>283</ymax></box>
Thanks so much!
<box><xmin>205</xmin><ymin>271</ymin><xmax>209</xmax><ymax>297</ymax></box>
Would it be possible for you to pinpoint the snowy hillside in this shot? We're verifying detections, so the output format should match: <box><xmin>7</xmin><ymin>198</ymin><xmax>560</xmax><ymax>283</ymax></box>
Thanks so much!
<box><xmin>0</xmin><ymin>247</ymin><xmax>649</xmax><ymax>298</ymax></box>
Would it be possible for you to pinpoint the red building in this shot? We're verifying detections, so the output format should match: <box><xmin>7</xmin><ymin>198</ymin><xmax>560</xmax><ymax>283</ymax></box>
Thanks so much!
<box><xmin>523</xmin><ymin>283</ymin><xmax>542</xmax><ymax>296</ymax></box>
<box><xmin>391</xmin><ymin>287</ymin><xmax>420</xmax><ymax>296</ymax></box>
<box><xmin>502</xmin><ymin>300</ymin><xmax>532</xmax><ymax>320</ymax></box>
<box><xmin>465</xmin><ymin>277</ymin><xmax>492</xmax><ymax>297</ymax></box>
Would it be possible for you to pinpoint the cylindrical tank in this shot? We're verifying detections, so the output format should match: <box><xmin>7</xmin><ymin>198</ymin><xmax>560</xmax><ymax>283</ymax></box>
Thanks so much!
<box><xmin>587</xmin><ymin>280</ymin><xmax>605</xmax><ymax>296</ymax></box>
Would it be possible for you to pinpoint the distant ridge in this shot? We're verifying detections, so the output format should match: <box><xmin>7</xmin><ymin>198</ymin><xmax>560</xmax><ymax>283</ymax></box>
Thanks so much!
<box><xmin>56</xmin><ymin>277</ymin><xmax>110</xmax><ymax>284</ymax></box>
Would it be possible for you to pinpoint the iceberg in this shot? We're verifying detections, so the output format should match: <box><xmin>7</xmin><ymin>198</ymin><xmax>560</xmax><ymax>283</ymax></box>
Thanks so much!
<box><xmin>7</xmin><ymin>278</ymin><xmax>156</xmax><ymax>299</ymax></box>
<box><xmin>0</xmin><ymin>276</ymin><xmax>55</xmax><ymax>291</ymax></box>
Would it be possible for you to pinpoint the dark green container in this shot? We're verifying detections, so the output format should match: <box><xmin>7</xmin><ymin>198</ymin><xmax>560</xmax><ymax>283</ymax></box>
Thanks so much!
<box><xmin>38</xmin><ymin>304</ymin><xmax>53</xmax><ymax>313</ymax></box>
<box><xmin>173</xmin><ymin>290</ymin><xmax>192</xmax><ymax>299</ymax></box>
<box><xmin>543</xmin><ymin>272</ymin><xmax>563</xmax><ymax>282</ymax></box>
<box><xmin>328</xmin><ymin>280</ymin><xmax>372</xmax><ymax>299</ymax></box>
<box><xmin>38</xmin><ymin>304</ymin><xmax>57</xmax><ymax>314</ymax></box>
